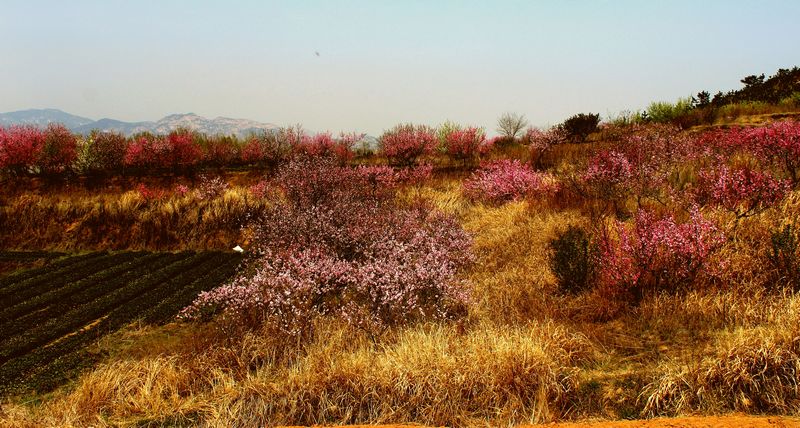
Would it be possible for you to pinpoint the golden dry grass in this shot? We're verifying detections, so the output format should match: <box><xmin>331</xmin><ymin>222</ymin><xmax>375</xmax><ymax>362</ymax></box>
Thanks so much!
<box><xmin>1</xmin><ymin>181</ymin><xmax>799</xmax><ymax>427</ymax></box>
<box><xmin>0</xmin><ymin>187</ymin><xmax>268</xmax><ymax>250</ymax></box>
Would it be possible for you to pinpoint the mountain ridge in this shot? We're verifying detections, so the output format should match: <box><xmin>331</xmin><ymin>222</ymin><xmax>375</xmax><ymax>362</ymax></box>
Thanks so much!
<box><xmin>0</xmin><ymin>109</ymin><xmax>277</xmax><ymax>137</ymax></box>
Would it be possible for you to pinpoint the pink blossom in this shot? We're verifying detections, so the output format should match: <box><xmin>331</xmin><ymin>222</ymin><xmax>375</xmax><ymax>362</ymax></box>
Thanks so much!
<box><xmin>463</xmin><ymin>159</ymin><xmax>558</xmax><ymax>204</ymax></box>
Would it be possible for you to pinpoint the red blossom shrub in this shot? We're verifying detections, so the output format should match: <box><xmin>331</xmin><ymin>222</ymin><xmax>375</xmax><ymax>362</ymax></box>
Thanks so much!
<box><xmin>746</xmin><ymin>120</ymin><xmax>800</xmax><ymax>184</ymax></box>
<box><xmin>0</xmin><ymin>125</ymin><xmax>45</xmax><ymax>175</ymax></box>
<box><xmin>174</xmin><ymin>184</ymin><xmax>190</xmax><ymax>197</ymax></box>
<box><xmin>124</xmin><ymin>134</ymin><xmax>167</xmax><ymax>169</ymax></box>
<box><xmin>441</xmin><ymin>126</ymin><xmax>489</xmax><ymax>165</ymax></box>
<box><xmin>136</xmin><ymin>183</ymin><xmax>167</xmax><ymax>201</ymax></box>
<box><xmin>182</xmin><ymin>156</ymin><xmax>473</xmax><ymax>336</ymax></box>
<box><xmin>380</xmin><ymin>124</ymin><xmax>436</xmax><ymax>166</ymax></box>
<box><xmin>694</xmin><ymin>165</ymin><xmax>790</xmax><ymax>219</ymax></box>
<box><xmin>164</xmin><ymin>130</ymin><xmax>202</xmax><ymax>168</ymax></box>
<box><xmin>696</xmin><ymin>121</ymin><xmax>800</xmax><ymax>184</ymax></box>
<box><xmin>38</xmin><ymin>124</ymin><xmax>78</xmax><ymax>175</ymax></box>
<box><xmin>296</xmin><ymin>132</ymin><xmax>356</xmax><ymax>164</ymax></box>
<box><xmin>595</xmin><ymin>209</ymin><xmax>725</xmax><ymax>304</ymax></box>
<box><xmin>582</xmin><ymin>150</ymin><xmax>634</xmax><ymax>201</ymax></box>
<box><xmin>463</xmin><ymin>159</ymin><xmax>558</xmax><ymax>205</ymax></box>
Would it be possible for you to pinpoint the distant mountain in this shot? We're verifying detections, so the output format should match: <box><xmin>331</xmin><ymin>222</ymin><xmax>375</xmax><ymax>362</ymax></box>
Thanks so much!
<box><xmin>72</xmin><ymin>118</ymin><xmax>155</xmax><ymax>136</ymax></box>
<box><xmin>0</xmin><ymin>108</ymin><xmax>94</xmax><ymax>129</ymax></box>
<box><xmin>0</xmin><ymin>109</ymin><xmax>277</xmax><ymax>138</ymax></box>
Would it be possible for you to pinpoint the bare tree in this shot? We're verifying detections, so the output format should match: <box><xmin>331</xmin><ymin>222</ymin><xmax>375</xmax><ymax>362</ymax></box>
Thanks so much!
<box><xmin>496</xmin><ymin>112</ymin><xmax>529</xmax><ymax>140</ymax></box>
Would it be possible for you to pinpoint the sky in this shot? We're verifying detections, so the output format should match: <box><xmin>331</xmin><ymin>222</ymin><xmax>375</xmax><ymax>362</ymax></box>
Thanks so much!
<box><xmin>1</xmin><ymin>0</ymin><xmax>799</xmax><ymax>135</ymax></box>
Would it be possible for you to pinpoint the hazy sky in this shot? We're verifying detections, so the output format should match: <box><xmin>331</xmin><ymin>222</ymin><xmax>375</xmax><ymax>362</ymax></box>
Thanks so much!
<box><xmin>2</xmin><ymin>0</ymin><xmax>799</xmax><ymax>135</ymax></box>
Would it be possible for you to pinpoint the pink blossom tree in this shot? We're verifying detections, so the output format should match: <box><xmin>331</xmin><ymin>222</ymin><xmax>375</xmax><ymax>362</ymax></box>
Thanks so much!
<box><xmin>463</xmin><ymin>159</ymin><xmax>558</xmax><ymax>205</ymax></box>
<box><xmin>380</xmin><ymin>124</ymin><xmax>436</xmax><ymax>166</ymax></box>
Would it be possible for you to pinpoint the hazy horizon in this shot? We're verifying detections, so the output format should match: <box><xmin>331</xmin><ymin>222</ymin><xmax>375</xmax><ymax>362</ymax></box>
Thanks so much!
<box><xmin>2</xmin><ymin>0</ymin><xmax>799</xmax><ymax>135</ymax></box>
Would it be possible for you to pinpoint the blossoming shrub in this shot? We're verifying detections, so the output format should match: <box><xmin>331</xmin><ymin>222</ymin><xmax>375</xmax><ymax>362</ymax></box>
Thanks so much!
<box><xmin>296</xmin><ymin>132</ymin><xmax>356</xmax><ymax>164</ymax></box>
<box><xmin>694</xmin><ymin>165</ymin><xmax>790</xmax><ymax>219</ymax></box>
<box><xmin>182</xmin><ymin>156</ymin><xmax>473</xmax><ymax>336</ymax></box>
<box><xmin>463</xmin><ymin>159</ymin><xmax>558</xmax><ymax>205</ymax></box>
<box><xmin>440</xmin><ymin>126</ymin><xmax>490</xmax><ymax>165</ymax></box>
<box><xmin>380</xmin><ymin>124</ymin><xmax>436</xmax><ymax>166</ymax></box>
<box><xmin>124</xmin><ymin>134</ymin><xmax>165</xmax><ymax>169</ymax></box>
<box><xmin>582</xmin><ymin>150</ymin><xmax>634</xmax><ymax>202</ymax></box>
<box><xmin>195</xmin><ymin>175</ymin><xmax>229</xmax><ymax>200</ymax></box>
<box><xmin>744</xmin><ymin>120</ymin><xmax>800</xmax><ymax>184</ymax></box>
<box><xmin>697</xmin><ymin>121</ymin><xmax>800</xmax><ymax>185</ymax></box>
<box><xmin>0</xmin><ymin>125</ymin><xmax>45</xmax><ymax>175</ymax></box>
<box><xmin>163</xmin><ymin>130</ymin><xmax>202</xmax><ymax>169</ymax></box>
<box><xmin>595</xmin><ymin>209</ymin><xmax>725</xmax><ymax>306</ymax></box>
<box><xmin>37</xmin><ymin>124</ymin><xmax>78</xmax><ymax>175</ymax></box>
<box><xmin>526</xmin><ymin>126</ymin><xmax>566</xmax><ymax>169</ymax></box>
<box><xmin>81</xmin><ymin>130</ymin><xmax>128</xmax><ymax>173</ymax></box>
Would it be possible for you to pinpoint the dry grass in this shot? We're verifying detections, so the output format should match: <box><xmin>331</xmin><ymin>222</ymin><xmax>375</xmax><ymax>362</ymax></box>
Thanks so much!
<box><xmin>0</xmin><ymin>320</ymin><xmax>593</xmax><ymax>427</ymax></box>
<box><xmin>0</xmin><ymin>187</ymin><xmax>268</xmax><ymax>250</ymax></box>
<box><xmin>1</xmin><ymin>179</ymin><xmax>799</xmax><ymax>426</ymax></box>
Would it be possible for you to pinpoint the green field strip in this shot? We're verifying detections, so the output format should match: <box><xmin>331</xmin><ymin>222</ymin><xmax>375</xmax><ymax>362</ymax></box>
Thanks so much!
<box><xmin>0</xmin><ymin>253</ymin><xmax>176</xmax><ymax>339</ymax></box>
<box><xmin>0</xmin><ymin>252</ymin><xmax>146</xmax><ymax>309</ymax></box>
<box><xmin>0</xmin><ymin>252</ymin><xmax>124</xmax><ymax>306</ymax></box>
<box><xmin>0</xmin><ymin>252</ymin><xmax>233</xmax><ymax>394</ymax></box>
<box><xmin>140</xmin><ymin>254</ymin><xmax>242</xmax><ymax>325</ymax></box>
<box><xmin>0</xmin><ymin>252</ymin><xmax>105</xmax><ymax>292</ymax></box>
<box><xmin>0</xmin><ymin>252</ymin><xmax>210</xmax><ymax>364</ymax></box>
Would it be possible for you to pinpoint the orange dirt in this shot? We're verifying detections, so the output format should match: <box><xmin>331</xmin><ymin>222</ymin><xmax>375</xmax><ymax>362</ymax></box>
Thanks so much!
<box><xmin>531</xmin><ymin>415</ymin><xmax>800</xmax><ymax>428</ymax></box>
<box><xmin>284</xmin><ymin>416</ymin><xmax>800</xmax><ymax>428</ymax></box>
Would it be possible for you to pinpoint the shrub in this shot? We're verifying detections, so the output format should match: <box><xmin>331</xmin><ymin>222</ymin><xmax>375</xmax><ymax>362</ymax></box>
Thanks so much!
<box><xmin>746</xmin><ymin>120</ymin><xmax>800</xmax><ymax>184</ymax></box>
<box><xmin>463</xmin><ymin>159</ymin><xmax>558</xmax><ymax>205</ymax></box>
<box><xmin>164</xmin><ymin>130</ymin><xmax>202</xmax><ymax>169</ymax></box>
<box><xmin>297</xmin><ymin>132</ymin><xmax>356</xmax><ymax>164</ymax></box>
<box><xmin>0</xmin><ymin>125</ymin><xmax>45</xmax><ymax>175</ymax></box>
<box><xmin>201</xmin><ymin>135</ymin><xmax>241</xmax><ymax>167</ymax></box>
<box><xmin>526</xmin><ymin>126</ymin><xmax>566</xmax><ymax>169</ymax></box>
<box><xmin>124</xmin><ymin>134</ymin><xmax>166</xmax><ymax>169</ymax></box>
<box><xmin>380</xmin><ymin>124</ymin><xmax>436</xmax><ymax>166</ymax></box>
<box><xmin>81</xmin><ymin>131</ymin><xmax>128</xmax><ymax>173</ymax></box>
<box><xmin>195</xmin><ymin>175</ymin><xmax>229</xmax><ymax>200</ymax></box>
<box><xmin>183</xmin><ymin>156</ymin><xmax>473</xmax><ymax>336</ymax></box>
<box><xmin>694</xmin><ymin>165</ymin><xmax>790</xmax><ymax>219</ymax></box>
<box><xmin>558</xmin><ymin>113</ymin><xmax>600</xmax><ymax>144</ymax></box>
<box><xmin>582</xmin><ymin>150</ymin><xmax>633</xmax><ymax>202</ymax></box>
<box><xmin>241</xmin><ymin>131</ymin><xmax>292</xmax><ymax>168</ymax></box>
<box><xmin>768</xmin><ymin>224</ymin><xmax>799</xmax><ymax>291</ymax></box>
<box><xmin>548</xmin><ymin>226</ymin><xmax>595</xmax><ymax>294</ymax></box>
<box><xmin>38</xmin><ymin>124</ymin><xmax>78</xmax><ymax>175</ymax></box>
<box><xmin>136</xmin><ymin>183</ymin><xmax>167</xmax><ymax>201</ymax></box>
<box><xmin>595</xmin><ymin>209</ymin><xmax>725</xmax><ymax>305</ymax></box>
<box><xmin>440</xmin><ymin>126</ymin><xmax>489</xmax><ymax>165</ymax></box>
<box><xmin>644</xmin><ymin>97</ymin><xmax>694</xmax><ymax>126</ymax></box>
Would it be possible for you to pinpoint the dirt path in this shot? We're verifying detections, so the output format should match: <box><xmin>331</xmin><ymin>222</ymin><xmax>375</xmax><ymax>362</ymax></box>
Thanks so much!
<box><xmin>285</xmin><ymin>416</ymin><xmax>800</xmax><ymax>428</ymax></box>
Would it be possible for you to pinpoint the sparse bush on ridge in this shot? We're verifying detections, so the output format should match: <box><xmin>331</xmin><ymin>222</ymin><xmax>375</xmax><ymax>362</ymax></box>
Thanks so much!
<box><xmin>558</xmin><ymin>112</ymin><xmax>600</xmax><ymax>144</ymax></box>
